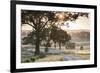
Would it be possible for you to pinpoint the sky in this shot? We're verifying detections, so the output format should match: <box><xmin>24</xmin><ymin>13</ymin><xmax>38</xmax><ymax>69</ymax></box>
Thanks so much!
<box><xmin>22</xmin><ymin>14</ymin><xmax>90</xmax><ymax>31</ymax></box>
<box><xmin>61</xmin><ymin>16</ymin><xmax>90</xmax><ymax>30</ymax></box>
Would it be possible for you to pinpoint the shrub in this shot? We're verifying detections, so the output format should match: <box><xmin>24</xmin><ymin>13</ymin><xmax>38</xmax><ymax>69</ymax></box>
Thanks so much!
<box><xmin>39</xmin><ymin>54</ymin><xmax>46</xmax><ymax>58</ymax></box>
<box><xmin>80</xmin><ymin>46</ymin><xmax>84</xmax><ymax>50</ymax></box>
<box><xmin>30</xmin><ymin>57</ymin><xmax>35</xmax><ymax>62</ymax></box>
<box><xmin>25</xmin><ymin>59</ymin><xmax>30</xmax><ymax>63</ymax></box>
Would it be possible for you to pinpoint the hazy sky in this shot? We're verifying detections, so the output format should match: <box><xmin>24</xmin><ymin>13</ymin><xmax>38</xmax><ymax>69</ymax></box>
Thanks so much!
<box><xmin>22</xmin><ymin>16</ymin><xmax>90</xmax><ymax>31</ymax></box>
<box><xmin>61</xmin><ymin>16</ymin><xmax>90</xmax><ymax>30</ymax></box>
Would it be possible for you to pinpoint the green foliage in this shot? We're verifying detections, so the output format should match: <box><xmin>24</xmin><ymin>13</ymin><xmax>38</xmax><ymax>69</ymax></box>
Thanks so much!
<box><xmin>80</xmin><ymin>46</ymin><xmax>84</xmax><ymax>50</ymax></box>
<box><xmin>24</xmin><ymin>59</ymin><xmax>30</xmax><ymax>63</ymax></box>
<box><xmin>39</xmin><ymin>54</ymin><xmax>46</xmax><ymax>58</ymax></box>
<box><xmin>30</xmin><ymin>57</ymin><xmax>35</xmax><ymax>62</ymax></box>
<box><xmin>30</xmin><ymin>54</ymin><xmax>46</xmax><ymax>62</ymax></box>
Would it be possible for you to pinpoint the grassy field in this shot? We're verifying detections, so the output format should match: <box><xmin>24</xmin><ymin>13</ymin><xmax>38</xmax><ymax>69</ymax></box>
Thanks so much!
<box><xmin>36</xmin><ymin>55</ymin><xmax>64</xmax><ymax>62</ymax></box>
<box><xmin>21</xmin><ymin>47</ymin><xmax>90</xmax><ymax>63</ymax></box>
<box><xmin>63</xmin><ymin>49</ymin><xmax>90</xmax><ymax>60</ymax></box>
<box><xmin>74</xmin><ymin>50</ymin><xmax>90</xmax><ymax>60</ymax></box>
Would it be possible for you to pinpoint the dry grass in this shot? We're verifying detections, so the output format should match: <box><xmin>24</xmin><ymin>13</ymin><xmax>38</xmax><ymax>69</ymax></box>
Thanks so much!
<box><xmin>74</xmin><ymin>54</ymin><xmax>90</xmax><ymax>60</ymax></box>
<box><xmin>63</xmin><ymin>49</ymin><xmax>76</xmax><ymax>54</ymax></box>
<box><xmin>63</xmin><ymin>49</ymin><xmax>90</xmax><ymax>60</ymax></box>
<box><xmin>36</xmin><ymin>55</ymin><xmax>64</xmax><ymax>62</ymax></box>
<box><xmin>74</xmin><ymin>50</ymin><xmax>90</xmax><ymax>60</ymax></box>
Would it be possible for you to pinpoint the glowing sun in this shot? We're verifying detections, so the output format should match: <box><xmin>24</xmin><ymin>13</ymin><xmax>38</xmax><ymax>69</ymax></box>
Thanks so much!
<box><xmin>56</xmin><ymin>13</ymin><xmax>65</xmax><ymax>20</ymax></box>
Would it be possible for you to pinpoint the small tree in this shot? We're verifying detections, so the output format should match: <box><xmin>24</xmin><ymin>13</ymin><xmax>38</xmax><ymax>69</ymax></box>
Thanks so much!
<box><xmin>56</xmin><ymin>29</ymin><xmax>71</xmax><ymax>50</ymax></box>
<box><xmin>50</xmin><ymin>25</ymin><xmax>71</xmax><ymax>50</ymax></box>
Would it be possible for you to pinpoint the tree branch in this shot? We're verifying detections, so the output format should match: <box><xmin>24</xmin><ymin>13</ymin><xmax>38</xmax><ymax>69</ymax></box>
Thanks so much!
<box><xmin>40</xmin><ymin>21</ymin><xmax>49</xmax><ymax>31</ymax></box>
<box><xmin>27</xmin><ymin>23</ymin><xmax>36</xmax><ymax>30</ymax></box>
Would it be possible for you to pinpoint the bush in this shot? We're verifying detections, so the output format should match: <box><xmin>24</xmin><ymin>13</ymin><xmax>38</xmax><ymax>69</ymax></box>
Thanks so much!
<box><xmin>80</xmin><ymin>46</ymin><xmax>84</xmax><ymax>50</ymax></box>
<box><xmin>30</xmin><ymin>57</ymin><xmax>35</xmax><ymax>62</ymax></box>
<box><xmin>39</xmin><ymin>54</ymin><xmax>46</xmax><ymax>58</ymax></box>
<box><xmin>30</xmin><ymin>54</ymin><xmax>46</xmax><ymax>62</ymax></box>
<box><xmin>24</xmin><ymin>59</ymin><xmax>30</xmax><ymax>63</ymax></box>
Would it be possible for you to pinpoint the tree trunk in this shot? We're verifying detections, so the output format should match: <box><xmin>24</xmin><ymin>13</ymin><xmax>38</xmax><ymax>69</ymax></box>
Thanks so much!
<box><xmin>45</xmin><ymin>47</ymin><xmax>48</xmax><ymax>53</ymax></box>
<box><xmin>54</xmin><ymin>42</ymin><xmax>56</xmax><ymax>49</ymax></box>
<box><xmin>59</xmin><ymin>43</ymin><xmax>61</xmax><ymax>50</ymax></box>
<box><xmin>45</xmin><ymin>42</ymin><xmax>49</xmax><ymax>53</ymax></box>
<box><xmin>34</xmin><ymin>31</ymin><xmax>40</xmax><ymax>55</ymax></box>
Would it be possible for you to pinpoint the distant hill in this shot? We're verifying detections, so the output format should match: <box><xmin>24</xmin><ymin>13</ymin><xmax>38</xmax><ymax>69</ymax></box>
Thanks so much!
<box><xmin>21</xmin><ymin>29</ymin><xmax>90</xmax><ymax>42</ymax></box>
<box><xmin>67</xmin><ymin>30</ymin><xmax>90</xmax><ymax>42</ymax></box>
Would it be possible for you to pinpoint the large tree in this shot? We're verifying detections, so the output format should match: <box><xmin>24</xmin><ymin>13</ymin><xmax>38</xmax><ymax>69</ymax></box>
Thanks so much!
<box><xmin>21</xmin><ymin>10</ymin><xmax>55</xmax><ymax>55</ymax></box>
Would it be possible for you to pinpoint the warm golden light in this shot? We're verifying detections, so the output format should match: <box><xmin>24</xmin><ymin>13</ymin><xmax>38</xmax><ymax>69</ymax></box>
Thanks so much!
<box><xmin>58</xmin><ymin>14</ymin><xmax>64</xmax><ymax>20</ymax></box>
<box><xmin>56</xmin><ymin>13</ymin><xmax>65</xmax><ymax>20</ymax></box>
